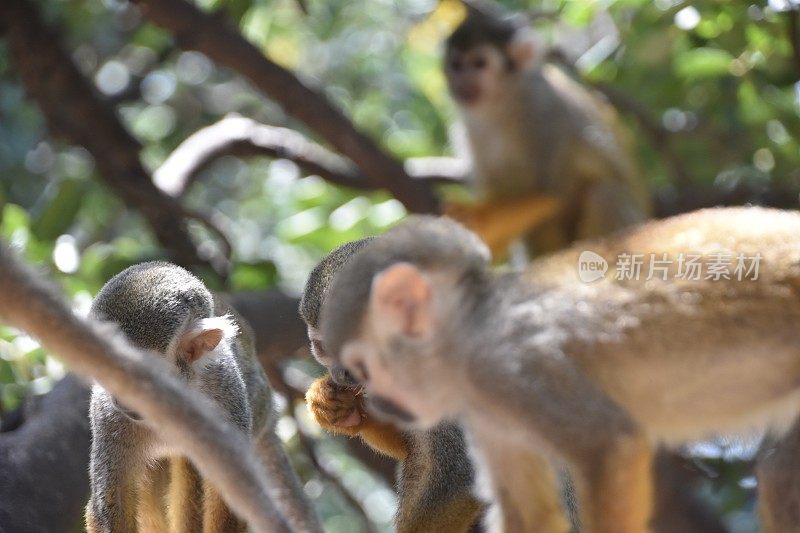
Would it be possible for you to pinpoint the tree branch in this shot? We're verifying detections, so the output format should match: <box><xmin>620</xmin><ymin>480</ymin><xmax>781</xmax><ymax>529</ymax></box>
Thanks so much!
<box><xmin>295</xmin><ymin>429</ymin><xmax>379</xmax><ymax>533</ymax></box>
<box><xmin>154</xmin><ymin>116</ymin><xmax>371</xmax><ymax>196</ymax></box>
<box><xmin>131</xmin><ymin>0</ymin><xmax>439</xmax><ymax>214</ymax></box>
<box><xmin>0</xmin><ymin>0</ymin><xmax>229</xmax><ymax>276</ymax></box>
<box><xmin>653</xmin><ymin>182</ymin><xmax>800</xmax><ymax>218</ymax></box>
<box><xmin>0</xmin><ymin>243</ymin><xmax>292</xmax><ymax>533</ymax></box>
<box><xmin>0</xmin><ymin>287</ymin><xmax>318</xmax><ymax>531</ymax></box>
<box><xmin>154</xmin><ymin>117</ymin><xmax>465</xmax><ymax>198</ymax></box>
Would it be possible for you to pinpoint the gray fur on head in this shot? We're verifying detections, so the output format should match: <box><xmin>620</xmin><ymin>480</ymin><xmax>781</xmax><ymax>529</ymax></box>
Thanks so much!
<box><xmin>320</xmin><ymin>216</ymin><xmax>490</xmax><ymax>357</ymax></box>
<box><xmin>299</xmin><ymin>237</ymin><xmax>375</xmax><ymax>328</ymax></box>
<box><xmin>90</xmin><ymin>261</ymin><xmax>212</xmax><ymax>353</ymax></box>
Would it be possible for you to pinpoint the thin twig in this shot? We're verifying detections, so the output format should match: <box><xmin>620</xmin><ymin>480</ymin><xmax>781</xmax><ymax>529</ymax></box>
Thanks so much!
<box><xmin>295</xmin><ymin>427</ymin><xmax>380</xmax><ymax>533</ymax></box>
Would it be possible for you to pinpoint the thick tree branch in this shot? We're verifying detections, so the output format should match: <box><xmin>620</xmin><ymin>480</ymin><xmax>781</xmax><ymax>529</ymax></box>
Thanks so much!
<box><xmin>155</xmin><ymin>117</ymin><xmax>465</xmax><ymax>198</ymax></box>
<box><xmin>154</xmin><ymin>117</ymin><xmax>371</xmax><ymax>196</ymax></box>
<box><xmin>0</xmin><ymin>290</ymin><xmax>304</xmax><ymax>531</ymax></box>
<box><xmin>227</xmin><ymin>289</ymin><xmax>308</xmax><ymax>365</ymax></box>
<box><xmin>131</xmin><ymin>0</ymin><xmax>439</xmax><ymax>214</ymax></box>
<box><xmin>654</xmin><ymin>182</ymin><xmax>800</xmax><ymax>218</ymax></box>
<box><xmin>0</xmin><ymin>0</ymin><xmax>228</xmax><ymax>275</ymax></box>
<box><xmin>0</xmin><ymin>243</ymin><xmax>292</xmax><ymax>533</ymax></box>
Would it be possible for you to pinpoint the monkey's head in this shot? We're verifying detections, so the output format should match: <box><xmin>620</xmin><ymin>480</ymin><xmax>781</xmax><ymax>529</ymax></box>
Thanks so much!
<box><xmin>444</xmin><ymin>5</ymin><xmax>541</xmax><ymax>107</ymax></box>
<box><xmin>320</xmin><ymin>217</ymin><xmax>490</xmax><ymax>427</ymax></box>
<box><xmin>91</xmin><ymin>262</ymin><xmax>238</xmax><ymax>418</ymax></box>
<box><xmin>299</xmin><ymin>237</ymin><xmax>375</xmax><ymax>387</ymax></box>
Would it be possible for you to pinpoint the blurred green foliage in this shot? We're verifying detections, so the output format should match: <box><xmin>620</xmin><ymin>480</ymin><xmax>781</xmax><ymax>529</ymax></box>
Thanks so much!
<box><xmin>1</xmin><ymin>0</ymin><xmax>797</xmax><ymax>530</ymax></box>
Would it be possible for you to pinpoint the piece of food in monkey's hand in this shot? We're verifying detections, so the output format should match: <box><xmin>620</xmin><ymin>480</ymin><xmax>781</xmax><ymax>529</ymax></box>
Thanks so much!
<box><xmin>306</xmin><ymin>375</ymin><xmax>364</xmax><ymax>431</ymax></box>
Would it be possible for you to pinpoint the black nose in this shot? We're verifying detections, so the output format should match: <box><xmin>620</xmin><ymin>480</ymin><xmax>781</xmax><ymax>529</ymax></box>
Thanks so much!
<box><xmin>332</xmin><ymin>366</ymin><xmax>359</xmax><ymax>387</ymax></box>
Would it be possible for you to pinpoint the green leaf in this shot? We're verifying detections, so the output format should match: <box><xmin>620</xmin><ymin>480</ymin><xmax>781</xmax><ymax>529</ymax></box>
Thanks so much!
<box><xmin>31</xmin><ymin>178</ymin><xmax>85</xmax><ymax>241</ymax></box>
<box><xmin>230</xmin><ymin>261</ymin><xmax>278</xmax><ymax>290</ymax></box>
<box><xmin>674</xmin><ymin>47</ymin><xmax>734</xmax><ymax>80</ymax></box>
<box><xmin>0</xmin><ymin>203</ymin><xmax>29</xmax><ymax>239</ymax></box>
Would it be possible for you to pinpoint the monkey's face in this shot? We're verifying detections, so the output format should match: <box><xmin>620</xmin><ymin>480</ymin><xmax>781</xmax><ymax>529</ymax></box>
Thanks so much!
<box><xmin>445</xmin><ymin>44</ymin><xmax>507</xmax><ymax>107</ymax></box>
<box><xmin>307</xmin><ymin>325</ymin><xmax>360</xmax><ymax>387</ymax></box>
<box><xmin>336</xmin><ymin>263</ymin><xmax>460</xmax><ymax>429</ymax></box>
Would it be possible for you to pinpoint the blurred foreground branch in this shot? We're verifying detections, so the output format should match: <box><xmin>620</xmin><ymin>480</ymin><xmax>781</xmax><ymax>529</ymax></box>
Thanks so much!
<box><xmin>0</xmin><ymin>288</ymin><xmax>389</xmax><ymax>529</ymax></box>
<box><xmin>154</xmin><ymin>116</ymin><xmax>371</xmax><ymax>196</ymax></box>
<box><xmin>0</xmin><ymin>243</ymin><xmax>296</xmax><ymax>532</ymax></box>
<box><xmin>132</xmin><ymin>0</ymin><xmax>439</xmax><ymax>213</ymax></box>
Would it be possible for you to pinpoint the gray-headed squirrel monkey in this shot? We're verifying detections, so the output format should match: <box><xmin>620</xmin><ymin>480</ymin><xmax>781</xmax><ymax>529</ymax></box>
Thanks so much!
<box><xmin>300</xmin><ymin>240</ymin><xmax>483</xmax><ymax>533</ymax></box>
<box><xmin>441</xmin><ymin>2</ymin><xmax>651</xmax><ymax>258</ymax></box>
<box><xmin>320</xmin><ymin>207</ymin><xmax>800</xmax><ymax>533</ymax></box>
<box><xmin>86</xmin><ymin>262</ymin><xmax>278</xmax><ymax>533</ymax></box>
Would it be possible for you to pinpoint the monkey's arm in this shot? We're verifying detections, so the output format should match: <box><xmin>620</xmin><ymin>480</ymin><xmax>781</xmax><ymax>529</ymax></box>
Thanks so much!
<box><xmin>306</xmin><ymin>375</ymin><xmax>409</xmax><ymax>460</ymax></box>
<box><xmin>467</xmin><ymin>433</ymin><xmax>569</xmax><ymax>533</ymax></box>
<box><xmin>444</xmin><ymin>195</ymin><xmax>562</xmax><ymax>258</ymax></box>
<box><xmin>85</xmin><ymin>394</ymin><xmax>141</xmax><ymax>533</ymax></box>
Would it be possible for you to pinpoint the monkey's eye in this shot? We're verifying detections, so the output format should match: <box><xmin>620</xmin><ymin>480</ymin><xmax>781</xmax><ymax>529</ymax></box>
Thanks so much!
<box><xmin>449</xmin><ymin>58</ymin><xmax>464</xmax><ymax>72</ymax></box>
<box><xmin>473</xmin><ymin>57</ymin><xmax>487</xmax><ymax>70</ymax></box>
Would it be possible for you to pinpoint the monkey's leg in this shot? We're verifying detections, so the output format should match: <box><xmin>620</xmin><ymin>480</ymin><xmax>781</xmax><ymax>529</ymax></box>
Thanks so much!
<box><xmin>85</xmin><ymin>475</ymin><xmax>138</xmax><ymax>532</ymax></box>
<box><xmin>307</xmin><ymin>374</ymin><xmax>409</xmax><ymax>459</ymax></box>
<box><xmin>757</xmin><ymin>416</ymin><xmax>800</xmax><ymax>532</ymax></box>
<box><xmin>202</xmin><ymin>480</ymin><xmax>247</xmax><ymax>533</ymax></box>
<box><xmin>167</xmin><ymin>456</ymin><xmax>203</xmax><ymax>533</ymax></box>
<box><xmin>572</xmin><ymin>432</ymin><xmax>653</xmax><ymax>533</ymax></box>
<box><xmin>444</xmin><ymin>196</ymin><xmax>562</xmax><ymax>259</ymax></box>
<box><xmin>137</xmin><ymin>460</ymin><xmax>169</xmax><ymax>532</ymax></box>
<box><xmin>474</xmin><ymin>359</ymin><xmax>653</xmax><ymax>533</ymax></box>
<box><xmin>395</xmin><ymin>424</ymin><xmax>483</xmax><ymax>533</ymax></box>
<box><xmin>469</xmin><ymin>432</ymin><xmax>569</xmax><ymax>533</ymax></box>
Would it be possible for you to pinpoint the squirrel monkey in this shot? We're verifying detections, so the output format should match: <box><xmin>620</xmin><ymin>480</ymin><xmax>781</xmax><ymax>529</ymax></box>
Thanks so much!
<box><xmin>300</xmin><ymin>240</ymin><xmax>483</xmax><ymax>532</ymax></box>
<box><xmin>320</xmin><ymin>208</ymin><xmax>800</xmax><ymax>532</ymax></box>
<box><xmin>85</xmin><ymin>262</ymin><xmax>279</xmax><ymax>533</ymax></box>
<box><xmin>442</xmin><ymin>3</ymin><xmax>650</xmax><ymax>257</ymax></box>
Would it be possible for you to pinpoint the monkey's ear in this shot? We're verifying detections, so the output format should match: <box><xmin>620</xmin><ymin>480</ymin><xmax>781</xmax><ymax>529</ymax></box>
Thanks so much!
<box><xmin>370</xmin><ymin>263</ymin><xmax>432</xmax><ymax>337</ymax></box>
<box><xmin>179</xmin><ymin>315</ymin><xmax>238</xmax><ymax>363</ymax></box>
<box><xmin>507</xmin><ymin>28</ymin><xmax>542</xmax><ymax>71</ymax></box>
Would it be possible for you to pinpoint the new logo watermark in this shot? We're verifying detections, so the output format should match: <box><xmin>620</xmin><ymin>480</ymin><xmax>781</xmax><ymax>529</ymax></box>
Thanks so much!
<box><xmin>577</xmin><ymin>251</ymin><xmax>608</xmax><ymax>283</ymax></box>
<box><xmin>577</xmin><ymin>251</ymin><xmax>761</xmax><ymax>283</ymax></box>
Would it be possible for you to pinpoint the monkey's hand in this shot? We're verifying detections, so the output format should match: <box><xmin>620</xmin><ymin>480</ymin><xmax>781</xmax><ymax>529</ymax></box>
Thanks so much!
<box><xmin>306</xmin><ymin>375</ymin><xmax>408</xmax><ymax>460</ymax></box>
<box><xmin>306</xmin><ymin>375</ymin><xmax>364</xmax><ymax>434</ymax></box>
<box><xmin>444</xmin><ymin>195</ymin><xmax>562</xmax><ymax>258</ymax></box>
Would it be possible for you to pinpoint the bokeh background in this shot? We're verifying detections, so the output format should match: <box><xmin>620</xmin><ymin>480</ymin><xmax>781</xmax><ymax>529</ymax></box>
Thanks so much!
<box><xmin>2</xmin><ymin>0</ymin><xmax>800</xmax><ymax>531</ymax></box>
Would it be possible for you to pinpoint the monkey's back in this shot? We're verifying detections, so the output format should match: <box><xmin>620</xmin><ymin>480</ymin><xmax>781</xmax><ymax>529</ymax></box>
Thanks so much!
<box><xmin>524</xmin><ymin>207</ymin><xmax>800</xmax><ymax>441</ymax></box>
